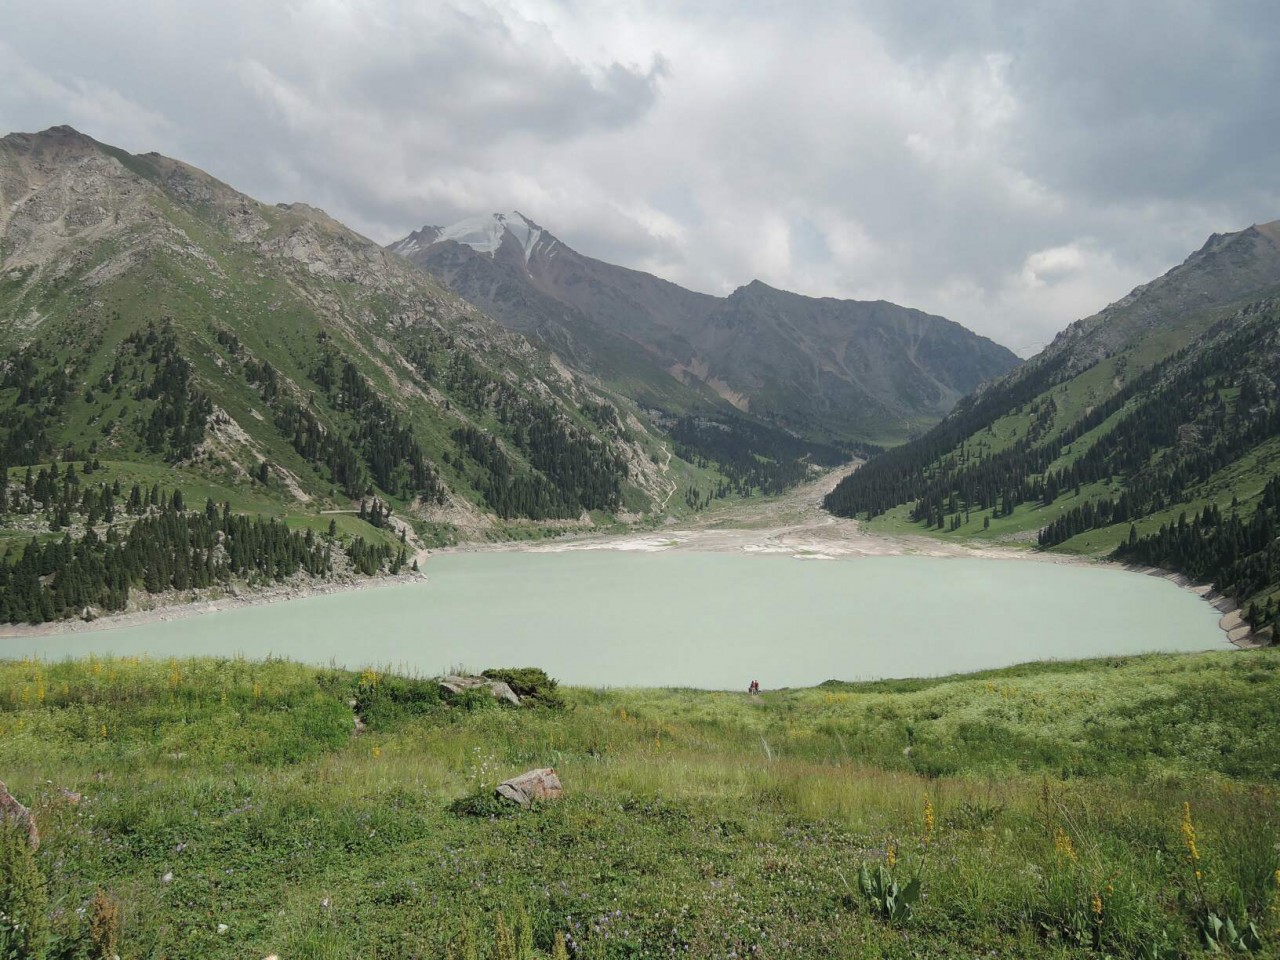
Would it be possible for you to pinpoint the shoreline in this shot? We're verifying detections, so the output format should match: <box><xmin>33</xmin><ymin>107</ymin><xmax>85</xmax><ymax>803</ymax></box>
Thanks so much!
<box><xmin>0</xmin><ymin>464</ymin><xmax>1254</xmax><ymax>648</ymax></box>
<box><xmin>0</xmin><ymin>571</ymin><xmax>428</xmax><ymax>640</ymax></box>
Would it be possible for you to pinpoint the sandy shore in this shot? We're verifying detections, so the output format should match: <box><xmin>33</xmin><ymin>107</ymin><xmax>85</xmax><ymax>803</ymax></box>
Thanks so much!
<box><xmin>0</xmin><ymin>463</ymin><xmax>1256</xmax><ymax>647</ymax></box>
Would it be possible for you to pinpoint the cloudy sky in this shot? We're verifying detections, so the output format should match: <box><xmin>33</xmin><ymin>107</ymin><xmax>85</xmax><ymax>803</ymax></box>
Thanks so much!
<box><xmin>3</xmin><ymin>1</ymin><xmax>1278</xmax><ymax>354</ymax></box>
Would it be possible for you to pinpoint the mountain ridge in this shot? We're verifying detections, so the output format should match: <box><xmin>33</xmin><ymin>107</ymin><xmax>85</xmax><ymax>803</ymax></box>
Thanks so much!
<box><xmin>0</xmin><ymin>126</ymin><xmax>686</xmax><ymax>540</ymax></box>
<box><xmin>390</xmin><ymin>211</ymin><xmax>1020</xmax><ymax>445</ymax></box>
<box><xmin>823</xmin><ymin>214</ymin><xmax>1280</xmax><ymax>635</ymax></box>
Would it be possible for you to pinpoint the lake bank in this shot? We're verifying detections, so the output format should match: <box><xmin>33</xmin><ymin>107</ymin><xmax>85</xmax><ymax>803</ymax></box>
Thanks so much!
<box><xmin>0</xmin><ymin>463</ymin><xmax>1251</xmax><ymax>651</ymax></box>
<box><xmin>0</xmin><ymin>549</ymin><xmax>1224</xmax><ymax>688</ymax></box>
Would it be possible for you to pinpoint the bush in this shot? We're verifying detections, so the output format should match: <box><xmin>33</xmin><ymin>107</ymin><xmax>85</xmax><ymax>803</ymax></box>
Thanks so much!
<box><xmin>447</xmin><ymin>788</ymin><xmax>518</xmax><ymax>819</ymax></box>
<box><xmin>0</xmin><ymin>820</ymin><xmax>49</xmax><ymax>960</ymax></box>
<box><xmin>88</xmin><ymin>889</ymin><xmax>121</xmax><ymax>960</ymax></box>
<box><xmin>355</xmin><ymin>670</ymin><xmax>446</xmax><ymax>730</ymax></box>
<box><xmin>482</xmin><ymin>668</ymin><xmax>566</xmax><ymax>710</ymax></box>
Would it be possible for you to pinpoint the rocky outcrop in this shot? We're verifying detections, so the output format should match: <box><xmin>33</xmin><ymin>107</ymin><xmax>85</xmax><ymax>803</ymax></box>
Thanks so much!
<box><xmin>0</xmin><ymin>779</ymin><xmax>38</xmax><ymax>849</ymax></box>
<box><xmin>496</xmin><ymin>768</ymin><xmax>563</xmax><ymax>808</ymax></box>
<box><xmin>439</xmin><ymin>675</ymin><xmax>521</xmax><ymax>706</ymax></box>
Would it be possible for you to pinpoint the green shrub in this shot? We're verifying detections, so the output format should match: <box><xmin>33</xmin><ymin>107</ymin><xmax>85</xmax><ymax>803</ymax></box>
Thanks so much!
<box><xmin>88</xmin><ymin>889</ymin><xmax>121</xmax><ymax>960</ymax></box>
<box><xmin>0</xmin><ymin>821</ymin><xmax>48</xmax><ymax>960</ymax></box>
<box><xmin>355</xmin><ymin>670</ymin><xmax>446</xmax><ymax>729</ymax></box>
<box><xmin>447</xmin><ymin>788</ymin><xmax>518</xmax><ymax>819</ymax></box>
<box><xmin>482</xmin><ymin>667</ymin><xmax>566</xmax><ymax>710</ymax></box>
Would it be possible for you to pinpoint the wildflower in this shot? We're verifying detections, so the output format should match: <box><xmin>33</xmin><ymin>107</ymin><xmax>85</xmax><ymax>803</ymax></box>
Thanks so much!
<box><xmin>1091</xmin><ymin>893</ymin><xmax>1103</xmax><ymax>918</ymax></box>
<box><xmin>885</xmin><ymin>839</ymin><xmax>898</xmax><ymax>869</ymax></box>
<box><xmin>922</xmin><ymin>794</ymin><xmax>935</xmax><ymax>845</ymax></box>
<box><xmin>1053</xmin><ymin>826</ymin><xmax>1077</xmax><ymax>863</ymax></box>
<box><xmin>1181</xmin><ymin>802</ymin><xmax>1200</xmax><ymax>875</ymax></box>
<box><xmin>371</xmin><ymin>746</ymin><xmax>381</xmax><ymax>758</ymax></box>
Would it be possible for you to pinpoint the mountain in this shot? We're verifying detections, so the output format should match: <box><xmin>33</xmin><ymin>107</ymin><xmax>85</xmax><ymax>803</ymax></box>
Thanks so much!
<box><xmin>824</xmin><ymin>219</ymin><xmax>1280</xmax><ymax>635</ymax></box>
<box><xmin>390</xmin><ymin>212</ymin><xmax>1020</xmax><ymax>445</ymax></box>
<box><xmin>0</xmin><ymin>126</ymin><xmax>695</xmax><ymax>620</ymax></box>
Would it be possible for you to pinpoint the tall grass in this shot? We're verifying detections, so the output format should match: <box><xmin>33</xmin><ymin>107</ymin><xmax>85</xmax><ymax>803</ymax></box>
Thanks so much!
<box><xmin>1</xmin><ymin>650</ymin><xmax>1279</xmax><ymax>956</ymax></box>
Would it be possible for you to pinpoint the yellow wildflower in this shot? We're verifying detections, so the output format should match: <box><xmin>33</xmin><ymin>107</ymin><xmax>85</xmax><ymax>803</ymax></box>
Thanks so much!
<box><xmin>1054</xmin><ymin>826</ymin><xmax>1077</xmax><ymax>863</ymax></box>
<box><xmin>1181</xmin><ymin>802</ymin><xmax>1200</xmax><ymax>864</ymax></box>
<box><xmin>1091</xmin><ymin>893</ymin><xmax>1103</xmax><ymax>918</ymax></box>
<box><xmin>922</xmin><ymin>794</ymin><xmax>935</xmax><ymax>845</ymax></box>
<box><xmin>886</xmin><ymin>839</ymin><xmax>898</xmax><ymax>869</ymax></box>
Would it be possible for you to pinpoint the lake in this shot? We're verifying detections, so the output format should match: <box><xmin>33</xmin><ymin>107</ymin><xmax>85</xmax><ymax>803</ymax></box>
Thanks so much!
<box><xmin>0</xmin><ymin>551</ymin><xmax>1224</xmax><ymax>688</ymax></box>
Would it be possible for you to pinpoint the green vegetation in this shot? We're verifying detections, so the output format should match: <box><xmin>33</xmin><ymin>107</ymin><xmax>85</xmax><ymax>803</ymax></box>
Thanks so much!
<box><xmin>0</xmin><ymin>462</ymin><xmax>412</xmax><ymax>623</ymax></box>
<box><xmin>827</xmin><ymin>294</ymin><xmax>1280</xmax><ymax>629</ymax></box>
<box><xmin>4</xmin><ymin>651</ymin><xmax>1280</xmax><ymax>957</ymax></box>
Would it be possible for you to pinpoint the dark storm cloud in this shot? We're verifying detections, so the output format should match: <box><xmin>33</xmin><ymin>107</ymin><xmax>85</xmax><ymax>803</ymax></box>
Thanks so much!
<box><xmin>1</xmin><ymin>1</ymin><xmax>1277</xmax><ymax>354</ymax></box>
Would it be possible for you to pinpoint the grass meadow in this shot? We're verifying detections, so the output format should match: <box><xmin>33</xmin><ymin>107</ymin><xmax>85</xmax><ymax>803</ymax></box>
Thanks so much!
<box><xmin>2</xmin><ymin>650</ymin><xmax>1280</xmax><ymax>957</ymax></box>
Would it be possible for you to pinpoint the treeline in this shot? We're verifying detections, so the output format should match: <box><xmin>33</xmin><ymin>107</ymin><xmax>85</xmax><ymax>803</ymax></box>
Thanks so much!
<box><xmin>405</xmin><ymin>334</ymin><xmax>626</xmax><ymax>517</ymax></box>
<box><xmin>0</xmin><ymin>344</ymin><xmax>75</xmax><ymax>465</ymax></box>
<box><xmin>311</xmin><ymin>349</ymin><xmax>444</xmax><ymax>502</ymax></box>
<box><xmin>1035</xmin><ymin>314</ymin><xmax>1280</xmax><ymax>546</ymax></box>
<box><xmin>450</xmin><ymin>426</ymin><xmax>583</xmax><ymax>520</ymax></box>
<box><xmin>122</xmin><ymin>323</ymin><xmax>212</xmax><ymax>461</ymax></box>
<box><xmin>668</xmin><ymin>414</ymin><xmax>854</xmax><ymax>498</ymax></box>
<box><xmin>1114</xmin><ymin>478</ymin><xmax>1280</xmax><ymax>629</ymax></box>
<box><xmin>216</xmin><ymin>329</ymin><xmax>444</xmax><ymax>504</ymax></box>
<box><xmin>904</xmin><ymin>350</ymin><xmax>1186</xmax><ymax>530</ymax></box>
<box><xmin>0</xmin><ymin>475</ymin><xmax>414</xmax><ymax>623</ymax></box>
<box><xmin>822</xmin><ymin>296</ymin><xmax>1280</xmax><ymax>614</ymax></box>
<box><xmin>823</xmin><ymin>352</ymin><xmax>1075</xmax><ymax>518</ymax></box>
<box><xmin>0</xmin><ymin>497</ymin><xmax>334</xmax><ymax>624</ymax></box>
<box><xmin>0</xmin><ymin>459</ymin><xmax>183</xmax><ymax>529</ymax></box>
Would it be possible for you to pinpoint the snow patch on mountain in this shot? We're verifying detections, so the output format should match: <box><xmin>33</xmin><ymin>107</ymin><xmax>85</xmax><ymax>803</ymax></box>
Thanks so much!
<box><xmin>430</xmin><ymin>212</ymin><xmax>553</xmax><ymax>263</ymax></box>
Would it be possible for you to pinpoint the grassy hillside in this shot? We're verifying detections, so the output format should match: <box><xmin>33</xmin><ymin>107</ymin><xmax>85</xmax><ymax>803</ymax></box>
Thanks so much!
<box><xmin>2</xmin><ymin>127</ymin><xmax>794</xmax><ymax>623</ymax></box>
<box><xmin>825</xmin><ymin>220</ymin><xmax>1280</xmax><ymax>631</ymax></box>
<box><xmin>3</xmin><ymin>651</ymin><xmax>1280</xmax><ymax>957</ymax></box>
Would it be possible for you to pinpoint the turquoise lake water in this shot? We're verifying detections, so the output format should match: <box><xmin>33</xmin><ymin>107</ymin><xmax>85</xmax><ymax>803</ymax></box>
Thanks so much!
<box><xmin>0</xmin><ymin>551</ymin><xmax>1224</xmax><ymax>688</ymax></box>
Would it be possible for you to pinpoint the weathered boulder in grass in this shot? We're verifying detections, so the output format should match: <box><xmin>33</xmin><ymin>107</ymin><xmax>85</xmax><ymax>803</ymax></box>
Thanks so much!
<box><xmin>496</xmin><ymin>768</ymin><xmax>563</xmax><ymax>808</ymax></box>
<box><xmin>0</xmin><ymin>779</ymin><xmax>38</xmax><ymax>850</ymax></box>
<box><xmin>481</xmin><ymin>667</ymin><xmax>566</xmax><ymax>710</ymax></box>
<box><xmin>439</xmin><ymin>675</ymin><xmax>521</xmax><ymax>706</ymax></box>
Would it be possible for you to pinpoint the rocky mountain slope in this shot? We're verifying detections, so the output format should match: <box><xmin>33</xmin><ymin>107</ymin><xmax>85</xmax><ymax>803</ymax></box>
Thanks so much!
<box><xmin>390</xmin><ymin>212</ymin><xmax>1020</xmax><ymax>445</ymax></box>
<box><xmin>0</xmin><ymin>126</ymin><xmax>680</xmax><ymax>543</ymax></box>
<box><xmin>824</xmin><ymin>218</ymin><xmax>1280</xmax><ymax>631</ymax></box>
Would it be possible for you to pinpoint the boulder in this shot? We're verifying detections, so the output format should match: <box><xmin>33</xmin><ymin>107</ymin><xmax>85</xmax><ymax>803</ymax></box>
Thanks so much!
<box><xmin>496</xmin><ymin>768</ymin><xmax>563</xmax><ymax>808</ymax></box>
<box><xmin>439</xmin><ymin>675</ymin><xmax>521</xmax><ymax>706</ymax></box>
<box><xmin>0</xmin><ymin>779</ymin><xmax>38</xmax><ymax>850</ymax></box>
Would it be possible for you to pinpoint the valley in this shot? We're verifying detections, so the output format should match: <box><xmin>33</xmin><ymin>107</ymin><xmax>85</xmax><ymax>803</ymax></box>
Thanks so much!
<box><xmin>0</xmin><ymin>120</ymin><xmax>1276</xmax><ymax>960</ymax></box>
<box><xmin>5</xmin><ymin>6</ymin><xmax>1280</xmax><ymax>957</ymax></box>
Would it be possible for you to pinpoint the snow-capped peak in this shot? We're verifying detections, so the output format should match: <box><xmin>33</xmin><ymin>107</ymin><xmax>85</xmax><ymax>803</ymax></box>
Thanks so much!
<box><xmin>434</xmin><ymin>211</ymin><xmax>551</xmax><ymax>262</ymax></box>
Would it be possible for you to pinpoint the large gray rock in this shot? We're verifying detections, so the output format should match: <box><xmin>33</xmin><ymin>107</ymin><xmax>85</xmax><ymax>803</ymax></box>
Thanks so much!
<box><xmin>439</xmin><ymin>675</ymin><xmax>521</xmax><ymax>706</ymax></box>
<box><xmin>0</xmin><ymin>779</ymin><xmax>38</xmax><ymax>850</ymax></box>
<box><xmin>496</xmin><ymin>768</ymin><xmax>563</xmax><ymax>808</ymax></box>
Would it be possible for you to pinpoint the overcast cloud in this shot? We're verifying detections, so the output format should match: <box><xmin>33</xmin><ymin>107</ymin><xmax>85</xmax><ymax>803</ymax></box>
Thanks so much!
<box><xmin>3</xmin><ymin>0</ymin><xmax>1278</xmax><ymax>354</ymax></box>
